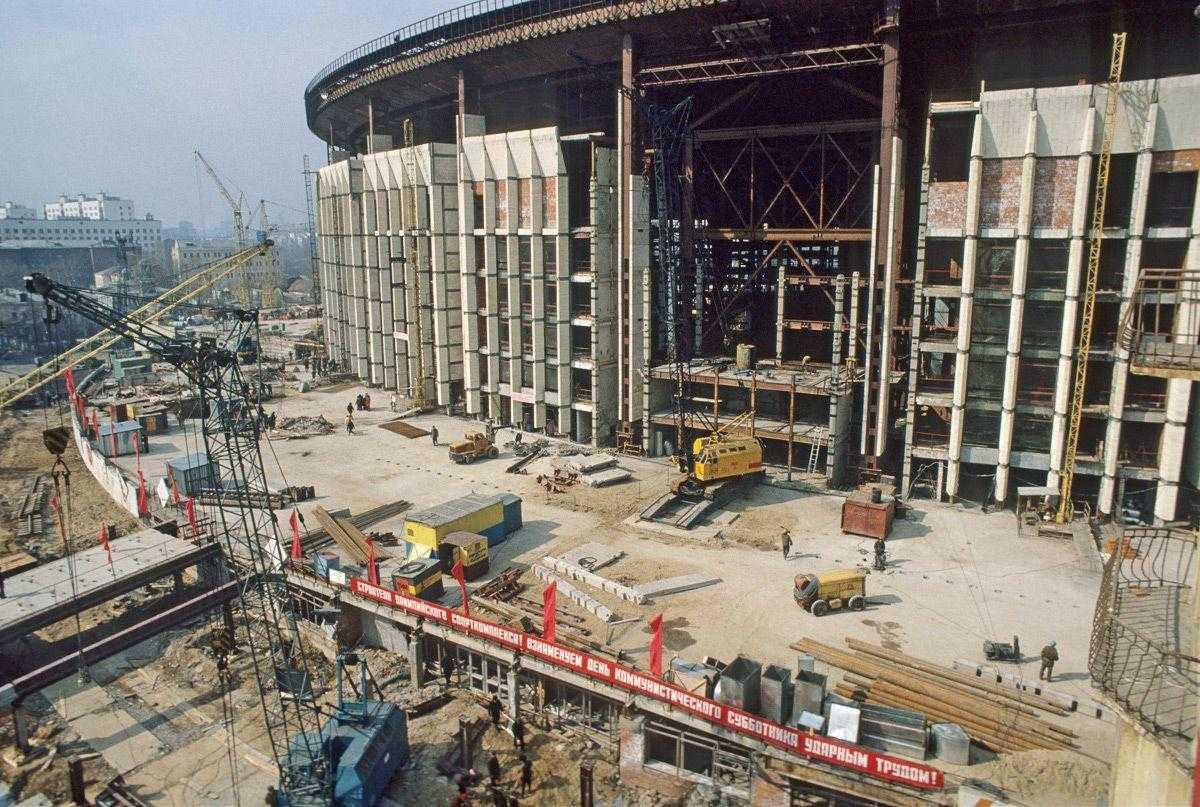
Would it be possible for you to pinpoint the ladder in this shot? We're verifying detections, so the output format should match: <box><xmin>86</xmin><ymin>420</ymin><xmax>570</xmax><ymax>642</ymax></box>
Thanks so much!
<box><xmin>1057</xmin><ymin>32</ymin><xmax>1127</xmax><ymax>523</ymax></box>
<box><xmin>807</xmin><ymin>434</ymin><xmax>825</xmax><ymax>476</ymax></box>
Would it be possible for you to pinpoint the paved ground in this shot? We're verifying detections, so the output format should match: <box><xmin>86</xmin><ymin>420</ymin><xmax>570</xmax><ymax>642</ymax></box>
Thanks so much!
<box><xmin>101</xmin><ymin>379</ymin><xmax>1120</xmax><ymax>781</ymax></box>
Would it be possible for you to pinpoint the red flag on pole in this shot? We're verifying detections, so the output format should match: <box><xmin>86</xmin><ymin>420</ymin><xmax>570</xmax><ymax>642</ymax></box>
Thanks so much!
<box><xmin>541</xmin><ymin>581</ymin><xmax>557</xmax><ymax>644</ymax></box>
<box><xmin>185</xmin><ymin>497</ymin><xmax>199</xmax><ymax>537</ymax></box>
<box><xmin>649</xmin><ymin>614</ymin><xmax>664</xmax><ymax>678</ymax></box>
<box><xmin>136</xmin><ymin>470</ymin><xmax>148</xmax><ymax>516</ymax></box>
<box><xmin>64</xmin><ymin>365</ymin><xmax>76</xmax><ymax>396</ymax></box>
<box><xmin>289</xmin><ymin>510</ymin><xmax>302</xmax><ymax>560</ymax></box>
<box><xmin>98</xmin><ymin>523</ymin><xmax>113</xmax><ymax>566</ymax></box>
<box><xmin>451</xmin><ymin>559</ymin><xmax>470</xmax><ymax>616</ymax></box>
<box><xmin>366</xmin><ymin>536</ymin><xmax>378</xmax><ymax>585</ymax></box>
<box><xmin>170</xmin><ymin>475</ymin><xmax>182</xmax><ymax>505</ymax></box>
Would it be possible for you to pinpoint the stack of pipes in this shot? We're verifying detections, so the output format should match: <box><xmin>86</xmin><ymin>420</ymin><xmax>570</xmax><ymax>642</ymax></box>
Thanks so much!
<box><xmin>792</xmin><ymin>638</ymin><xmax>1078</xmax><ymax>754</ymax></box>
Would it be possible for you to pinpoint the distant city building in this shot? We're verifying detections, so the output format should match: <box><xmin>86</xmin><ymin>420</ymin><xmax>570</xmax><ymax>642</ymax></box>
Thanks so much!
<box><xmin>171</xmin><ymin>239</ymin><xmax>283</xmax><ymax>302</ymax></box>
<box><xmin>45</xmin><ymin>193</ymin><xmax>135</xmax><ymax>221</ymax></box>
<box><xmin>0</xmin><ymin>214</ymin><xmax>161</xmax><ymax>251</ymax></box>
<box><xmin>0</xmin><ymin>202</ymin><xmax>35</xmax><ymax>220</ymax></box>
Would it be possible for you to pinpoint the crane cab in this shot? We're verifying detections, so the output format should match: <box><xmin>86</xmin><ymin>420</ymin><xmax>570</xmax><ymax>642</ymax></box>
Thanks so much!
<box><xmin>690</xmin><ymin>436</ymin><xmax>763</xmax><ymax>484</ymax></box>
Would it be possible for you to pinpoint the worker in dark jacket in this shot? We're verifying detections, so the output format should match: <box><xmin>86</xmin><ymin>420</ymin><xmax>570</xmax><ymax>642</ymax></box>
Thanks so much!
<box><xmin>1039</xmin><ymin>641</ymin><xmax>1059</xmax><ymax>681</ymax></box>
<box><xmin>519</xmin><ymin>753</ymin><xmax>533</xmax><ymax>794</ymax></box>
<box><xmin>488</xmin><ymin>694</ymin><xmax>503</xmax><ymax>728</ymax></box>
<box><xmin>440</xmin><ymin>651</ymin><xmax>456</xmax><ymax>688</ymax></box>
<box><xmin>431</xmin><ymin>425</ymin><xmax>440</xmax><ymax>446</ymax></box>
<box><xmin>511</xmin><ymin>716</ymin><xmax>526</xmax><ymax>751</ymax></box>
<box><xmin>487</xmin><ymin>751</ymin><xmax>501</xmax><ymax>785</ymax></box>
<box><xmin>873</xmin><ymin>538</ymin><xmax>887</xmax><ymax>571</ymax></box>
<box><xmin>781</xmin><ymin>529</ymin><xmax>792</xmax><ymax>560</ymax></box>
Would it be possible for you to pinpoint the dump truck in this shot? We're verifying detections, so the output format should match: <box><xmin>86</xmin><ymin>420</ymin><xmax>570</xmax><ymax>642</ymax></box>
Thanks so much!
<box><xmin>793</xmin><ymin>569</ymin><xmax>866</xmax><ymax>616</ymax></box>
<box><xmin>448</xmin><ymin>432</ymin><xmax>499</xmax><ymax>464</ymax></box>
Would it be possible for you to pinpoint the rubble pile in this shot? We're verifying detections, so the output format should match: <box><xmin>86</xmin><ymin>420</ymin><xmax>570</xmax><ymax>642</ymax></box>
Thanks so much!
<box><xmin>275</xmin><ymin>414</ymin><xmax>335</xmax><ymax>436</ymax></box>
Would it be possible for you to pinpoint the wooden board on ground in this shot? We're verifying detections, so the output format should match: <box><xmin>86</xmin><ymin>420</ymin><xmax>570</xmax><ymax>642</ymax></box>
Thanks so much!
<box><xmin>381</xmin><ymin>419</ymin><xmax>430</xmax><ymax>439</ymax></box>
<box><xmin>0</xmin><ymin>551</ymin><xmax>38</xmax><ymax>577</ymax></box>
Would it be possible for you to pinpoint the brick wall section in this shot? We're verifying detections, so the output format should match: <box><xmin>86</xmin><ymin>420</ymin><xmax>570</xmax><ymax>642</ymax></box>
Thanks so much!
<box><xmin>927</xmin><ymin>181</ymin><xmax>968</xmax><ymax>229</ymax></box>
<box><xmin>978</xmin><ymin>158</ymin><xmax>1023</xmax><ymax>227</ymax></box>
<box><xmin>751</xmin><ymin>761</ymin><xmax>792</xmax><ymax>807</ymax></box>
<box><xmin>618</xmin><ymin>716</ymin><xmax>692</xmax><ymax>799</ymax></box>
<box><xmin>1032</xmin><ymin>157</ymin><xmax>1078</xmax><ymax>228</ymax></box>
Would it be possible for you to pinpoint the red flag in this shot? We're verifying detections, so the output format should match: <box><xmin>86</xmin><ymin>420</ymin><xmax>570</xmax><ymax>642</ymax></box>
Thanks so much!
<box><xmin>98</xmin><ymin>523</ymin><xmax>113</xmax><ymax>566</ymax></box>
<box><xmin>170</xmin><ymin>476</ymin><xmax>182</xmax><ymax>505</ymax></box>
<box><xmin>451</xmin><ymin>559</ymin><xmax>469</xmax><ymax>616</ymax></box>
<box><xmin>137</xmin><ymin>470</ymin><xmax>148</xmax><ymax>516</ymax></box>
<box><xmin>185</xmin><ymin>497</ymin><xmax>199</xmax><ymax>537</ymax></box>
<box><xmin>64</xmin><ymin>365</ymin><xmax>76</xmax><ymax>396</ymax></box>
<box><xmin>541</xmin><ymin>581</ymin><xmax>557</xmax><ymax>644</ymax></box>
<box><xmin>648</xmin><ymin>614</ymin><xmax>664</xmax><ymax>678</ymax></box>
<box><xmin>289</xmin><ymin>510</ymin><xmax>302</xmax><ymax>560</ymax></box>
<box><xmin>366</xmin><ymin>536</ymin><xmax>378</xmax><ymax>585</ymax></box>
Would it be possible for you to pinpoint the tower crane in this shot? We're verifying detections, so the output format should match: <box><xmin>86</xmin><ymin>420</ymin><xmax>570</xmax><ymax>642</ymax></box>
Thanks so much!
<box><xmin>1057</xmin><ymin>33</ymin><xmax>1127</xmax><ymax>523</ymax></box>
<box><xmin>0</xmin><ymin>242</ymin><xmax>272</xmax><ymax>409</ymax></box>
<box><xmin>24</xmin><ymin>271</ymin><xmax>332</xmax><ymax>803</ymax></box>
<box><xmin>195</xmin><ymin>150</ymin><xmax>259</xmax><ymax>307</ymax></box>
<box><xmin>303</xmin><ymin>155</ymin><xmax>323</xmax><ymax>305</ymax></box>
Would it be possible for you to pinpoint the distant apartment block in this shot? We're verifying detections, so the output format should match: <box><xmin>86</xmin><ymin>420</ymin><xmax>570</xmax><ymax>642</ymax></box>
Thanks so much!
<box><xmin>0</xmin><ymin>202</ymin><xmax>35</xmax><ymax>220</ymax></box>
<box><xmin>45</xmin><ymin>193</ymin><xmax>135</xmax><ymax>221</ymax></box>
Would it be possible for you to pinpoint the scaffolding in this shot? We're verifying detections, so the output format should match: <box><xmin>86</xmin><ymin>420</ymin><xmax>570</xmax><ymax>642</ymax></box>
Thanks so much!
<box><xmin>1118</xmin><ymin>267</ymin><xmax>1200</xmax><ymax>380</ymax></box>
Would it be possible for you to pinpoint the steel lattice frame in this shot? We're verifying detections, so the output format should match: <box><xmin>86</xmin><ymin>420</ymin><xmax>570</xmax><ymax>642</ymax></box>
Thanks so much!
<box><xmin>638</xmin><ymin>42</ymin><xmax>883</xmax><ymax>87</ymax></box>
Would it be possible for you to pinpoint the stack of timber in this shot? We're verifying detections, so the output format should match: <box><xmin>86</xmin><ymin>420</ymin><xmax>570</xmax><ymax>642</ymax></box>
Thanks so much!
<box><xmin>298</xmin><ymin>499</ymin><xmax>410</xmax><ymax>552</ymax></box>
<box><xmin>312</xmin><ymin>505</ymin><xmax>399</xmax><ymax>566</ymax></box>
<box><xmin>793</xmin><ymin>638</ymin><xmax>1077</xmax><ymax>754</ymax></box>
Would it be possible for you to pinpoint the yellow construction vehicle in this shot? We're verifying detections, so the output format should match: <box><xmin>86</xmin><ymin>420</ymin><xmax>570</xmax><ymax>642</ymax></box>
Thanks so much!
<box><xmin>793</xmin><ymin>569</ymin><xmax>867</xmax><ymax>616</ymax></box>
<box><xmin>448</xmin><ymin>432</ymin><xmax>498</xmax><ymax>464</ymax></box>
<box><xmin>672</xmin><ymin>410</ymin><xmax>764</xmax><ymax>499</ymax></box>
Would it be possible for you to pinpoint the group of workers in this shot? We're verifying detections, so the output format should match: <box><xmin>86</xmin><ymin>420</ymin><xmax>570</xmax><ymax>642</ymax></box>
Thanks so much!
<box><xmin>441</xmin><ymin>654</ymin><xmax>537</xmax><ymax>806</ymax></box>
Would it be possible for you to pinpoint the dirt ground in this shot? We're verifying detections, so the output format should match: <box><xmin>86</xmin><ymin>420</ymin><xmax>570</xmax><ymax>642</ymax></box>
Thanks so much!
<box><xmin>0</xmin><ymin>408</ymin><xmax>138</xmax><ymax>561</ymax></box>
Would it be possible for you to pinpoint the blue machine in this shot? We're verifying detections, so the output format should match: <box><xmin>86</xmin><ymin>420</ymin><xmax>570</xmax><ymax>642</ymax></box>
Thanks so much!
<box><xmin>285</xmin><ymin>655</ymin><xmax>409</xmax><ymax>806</ymax></box>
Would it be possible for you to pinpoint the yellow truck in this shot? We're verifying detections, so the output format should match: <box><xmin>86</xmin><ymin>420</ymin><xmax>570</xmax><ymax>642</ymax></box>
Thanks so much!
<box><xmin>793</xmin><ymin>569</ymin><xmax>866</xmax><ymax>616</ymax></box>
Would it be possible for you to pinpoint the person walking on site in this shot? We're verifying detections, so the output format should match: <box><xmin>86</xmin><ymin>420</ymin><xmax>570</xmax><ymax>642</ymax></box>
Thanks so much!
<box><xmin>390</xmin><ymin>393</ymin><xmax>398</xmax><ymax>412</ymax></box>
<box><xmin>511</xmin><ymin>716</ymin><xmax>526</xmax><ymax>752</ymax></box>
<box><xmin>519</xmin><ymin>753</ymin><xmax>533</xmax><ymax>795</ymax></box>
<box><xmin>781</xmin><ymin>529</ymin><xmax>792</xmax><ymax>560</ymax></box>
<box><xmin>488</xmin><ymin>694</ymin><xmax>503</xmax><ymax>729</ymax></box>
<box><xmin>1039</xmin><ymin>641</ymin><xmax>1059</xmax><ymax>682</ymax></box>
<box><xmin>873</xmin><ymin>538</ymin><xmax>887</xmax><ymax>571</ymax></box>
<box><xmin>487</xmin><ymin>751</ymin><xmax>501</xmax><ymax>787</ymax></box>
<box><xmin>431</xmin><ymin>425</ymin><xmax>440</xmax><ymax>446</ymax></box>
<box><xmin>345</xmin><ymin>413</ymin><xmax>355</xmax><ymax>435</ymax></box>
<box><xmin>441</xmin><ymin>650</ymin><xmax>456</xmax><ymax>688</ymax></box>
<box><xmin>346</xmin><ymin>401</ymin><xmax>354</xmax><ymax>417</ymax></box>
<box><xmin>364</xmin><ymin>392</ymin><xmax>371</xmax><ymax>411</ymax></box>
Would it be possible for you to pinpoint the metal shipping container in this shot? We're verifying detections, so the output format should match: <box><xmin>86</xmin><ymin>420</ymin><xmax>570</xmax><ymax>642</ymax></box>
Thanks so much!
<box><xmin>718</xmin><ymin>656</ymin><xmax>762</xmax><ymax>713</ymax></box>
<box><xmin>405</xmin><ymin>495</ymin><xmax>503</xmax><ymax>551</ymax></box>
<box><xmin>760</xmin><ymin>664</ymin><xmax>794</xmax><ymax>723</ymax></box>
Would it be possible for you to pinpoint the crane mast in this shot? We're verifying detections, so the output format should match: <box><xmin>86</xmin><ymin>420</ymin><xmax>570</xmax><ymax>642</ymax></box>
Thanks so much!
<box><xmin>1057</xmin><ymin>33</ymin><xmax>1127</xmax><ymax>523</ymax></box>
<box><xmin>401</xmin><ymin>119</ymin><xmax>427</xmax><ymax>410</ymax></box>
<box><xmin>303</xmin><ymin>155</ymin><xmax>323</xmax><ymax>305</ymax></box>
<box><xmin>24</xmin><ymin>274</ymin><xmax>331</xmax><ymax>803</ymax></box>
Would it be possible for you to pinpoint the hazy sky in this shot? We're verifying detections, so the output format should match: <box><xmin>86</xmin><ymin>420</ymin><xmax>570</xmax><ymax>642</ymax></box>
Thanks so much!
<box><xmin>0</xmin><ymin>1</ymin><xmax>460</xmax><ymax>229</ymax></box>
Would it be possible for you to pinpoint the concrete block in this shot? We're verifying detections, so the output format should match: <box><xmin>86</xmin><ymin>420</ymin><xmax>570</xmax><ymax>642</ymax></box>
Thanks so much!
<box><xmin>542</xmin><ymin>556</ymin><xmax>646</xmax><ymax>604</ymax></box>
<box><xmin>567</xmin><ymin>454</ymin><xmax>617</xmax><ymax>474</ymax></box>
<box><xmin>533</xmin><ymin>565</ymin><xmax>616</xmax><ymax>622</ymax></box>
<box><xmin>632</xmin><ymin>573</ymin><xmax>720</xmax><ymax>599</ymax></box>
<box><xmin>560</xmin><ymin>542</ymin><xmax>623</xmax><ymax>571</ymax></box>
<box><xmin>951</xmin><ymin>659</ymin><xmax>1100</xmax><ymax>716</ymax></box>
<box><xmin>581</xmin><ymin>467</ymin><xmax>631</xmax><ymax>487</ymax></box>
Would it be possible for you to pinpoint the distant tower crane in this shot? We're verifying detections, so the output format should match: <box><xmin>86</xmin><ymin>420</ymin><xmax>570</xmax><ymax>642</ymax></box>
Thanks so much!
<box><xmin>195</xmin><ymin>150</ymin><xmax>256</xmax><ymax>306</ymax></box>
<box><xmin>303</xmin><ymin>154</ymin><xmax>323</xmax><ymax>305</ymax></box>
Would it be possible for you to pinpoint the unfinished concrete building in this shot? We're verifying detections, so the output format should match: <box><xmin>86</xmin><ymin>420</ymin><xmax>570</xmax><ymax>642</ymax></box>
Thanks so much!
<box><xmin>307</xmin><ymin>0</ymin><xmax>1200</xmax><ymax>518</ymax></box>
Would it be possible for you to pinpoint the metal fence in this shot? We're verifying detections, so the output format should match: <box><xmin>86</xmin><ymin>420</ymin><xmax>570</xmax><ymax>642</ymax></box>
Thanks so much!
<box><xmin>1089</xmin><ymin>525</ymin><xmax>1199</xmax><ymax>769</ymax></box>
<box><xmin>306</xmin><ymin>0</ymin><xmax>616</xmax><ymax>98</ymax></box>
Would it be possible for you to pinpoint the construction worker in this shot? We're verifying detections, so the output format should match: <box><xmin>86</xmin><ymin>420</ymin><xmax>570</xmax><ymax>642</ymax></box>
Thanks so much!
<box><xmin>345</xmin><ymin>413</ymin><xmax>355</xmax><ymax>435</ymax></box>
<box><xmin>781</xmin><ymin>529</ymin><xmax>792</xmax><ymax>560</ymax></box>
<box><xmin>487</xmin><ymin>751</ymin><xmax>501</xmax><ymax>786</ymax></box>
<box><xmin>364</xmin><ymin>393</ymin><xmax>371</xmax><ymax>411</ymax></box>
<box><xmin>703</xmin><ymin>673</ymin><xmax>716</xmax><ymax>699</ymax></box>
<box><xmin>519</xmin><ymin>753</ymin><xmax>533</xmax><ymax>795</ymax></box>
<box><xmin>1039</xmin><ymin>641</ymin><xmax>1059</xmax><ymax>681</ymax></box>
<box><xmin>440</xmin><ymin>650</ymin><xmax>456</xmax><ymax>688</ymax></box>
<box><xmin>873</xmin><ymin>538</ymin><xmax>887</xmax><ymax>571</ymax></box>
<box><xmin>488</xmin><ymin>694</ymin><xmax>503</xmax><ymax>728</ymax></box>
<box><xmin>390</xmin><ymin>393</ymin><xmax>398</xmax><ymax>412</ymax></box>
<box><xmin>346</xmin><ymin>402</ymin><xmax>354</xmax><ymax>416</ymax></box>
<box><xmin>431</xmin><ymin>425</ymin><xmax>440</xmax><ymax>446</ymax></box>
<box><xmin>511</xmin><ymin>716</ymin><xmax>526</xmax><ymax>751</ymax></box>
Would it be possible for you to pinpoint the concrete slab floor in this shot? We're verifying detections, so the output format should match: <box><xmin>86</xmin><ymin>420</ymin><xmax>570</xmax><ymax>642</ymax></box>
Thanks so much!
<box><xmin>111</xmin><ymin>383</ymin><xmax>1118</xmax><ymax>763</ymax></box>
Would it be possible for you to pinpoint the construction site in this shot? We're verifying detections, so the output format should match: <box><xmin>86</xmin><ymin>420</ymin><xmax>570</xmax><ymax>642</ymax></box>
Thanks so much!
<box><xmin>1</xmin><ymin>1</ymin><xmax>1199</xmax><ymax>805</ymax></box>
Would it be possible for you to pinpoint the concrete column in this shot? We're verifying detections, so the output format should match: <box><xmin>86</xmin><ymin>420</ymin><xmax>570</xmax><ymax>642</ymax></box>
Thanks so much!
<box><xmin>946</xmin><ymin>112</ymin><xmax>985</xmax><ymax>500</ymax></box>
<box><xmin>827</xmin><ymin>276</ymin><xmax>846</xmax><ymax>481</ymax></box>
<box><xmin>1100</xmin><ymin>99</ymin><xmax>1159</xmax><ymax>516</ymax></box>
<box><xmin>380</xmin><ymin>260</ymin><xmax>397</xmax><ymax>390</ymax></box>
<box><xmin>861</xmin><ymin>164</ymin><xmax>882</xmax><ymax>456</ymax></box>
<box><xmin>12</xmin><ymin>704</ymin><xmax>30</xmax><ymax>753</ymax></box>
<box><xmin>1048</xmin><ymin>108</ymin><xmax>1097</xmax><ymax>489</ymax></box>
<box><xmin>1154</xmin><ymin>181</ymin><xmax>1200</xmax><ymax>521</ymax></box>
<box><xmin>848</xmin><ymin>271</ymin><xmax>861</xmax><ymax>370</ymax></box>
<box><xmin>994</xmin><ymin>109</ymin><xmax>1039</xmax><ymax>504</ymax></box>
<box><xmin>901</xmin><ymin>120</ymin><xmax>934</xmax><ymax>497</ymax></box>
<box><xmin>506</xmin><ymin>661</ymin><xmax>520</xmax><ymax>727</ymax></box>
<box><xmin>408</xmin><ymin>628</ymin><xmax>426</xmax><ymax>690</ymax></box>
<box><xmin>366</xmin><ymin>238</ymin><xmax>384</xmax><ymax>386</ymax></box>
<box><xmin>774</xmin><ymin>261</ymin><xmax>786</xmax><ymax>357</ymax></box>
<box><xmin>873</xmin><ymin>140</ymin><xmax>903</xmax><ymax>457</ymax></box>
<box><xmin>618</xmin><ymin>34</ymin><xmax>635</xmax><ymax>423</ymax></box>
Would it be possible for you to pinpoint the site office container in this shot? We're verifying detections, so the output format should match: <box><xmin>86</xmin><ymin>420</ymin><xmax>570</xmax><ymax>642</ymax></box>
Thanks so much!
<box><xmin>404</xmin><ymin>496</ymin><xmax>504</xmax><ymax>551</ymax></box>
<box><xmin>392</xmin><ymin>558</ymin><xmax>445</xmax><ymax>600</ymax></box>
<box><xmin>96</xmin><ymin>420</ymin><xmax>147</xmax><ymax>458</ymax></box>
<box><xmin>437</xmin><ymin>531</ymin><xmax>490</xmax><ymax>580</ymax></box>
<box><xmin>166</xmin><ymin>452</ymin><xmax>217</xmax><ymax>496</ymax></box>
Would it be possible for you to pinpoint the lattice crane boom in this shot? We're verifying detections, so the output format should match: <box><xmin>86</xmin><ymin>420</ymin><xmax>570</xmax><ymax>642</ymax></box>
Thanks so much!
<box><xmin>401</xmin><ymin>118</ymin><xmax>427</xmax><ymax>409</ymax></box>
<box><xmin>23</xmin><ymin>273</ymin><xmax>331</xmax><ymax>803</ymax></box>
<box><xmin>0</xmin><ymin>243</ymin><xmax>272</xmax><ymax>409</ymax></box>
<box><xmin>1057</xmin><ymin>32</ymin><xmax>1127</xmax><ymax>523</ymax></box>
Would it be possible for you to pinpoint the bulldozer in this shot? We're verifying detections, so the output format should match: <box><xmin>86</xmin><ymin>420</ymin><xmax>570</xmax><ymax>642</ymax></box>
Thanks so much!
<box><xmin>672</xmin><ymin>410</ymin><xmax>764</xmax><ymax>500</ymax></box>
<box><xmin>448</xmin><ymin>432</ymin><xmax>499</xmax><ymax>464</ymax></box>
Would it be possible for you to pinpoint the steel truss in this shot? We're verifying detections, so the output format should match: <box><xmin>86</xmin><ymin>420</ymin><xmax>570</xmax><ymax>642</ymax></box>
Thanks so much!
<box><xmin>638</xmin><ymin>42</ymin><xmax>883</xmax><ymax>87</ymax></box>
